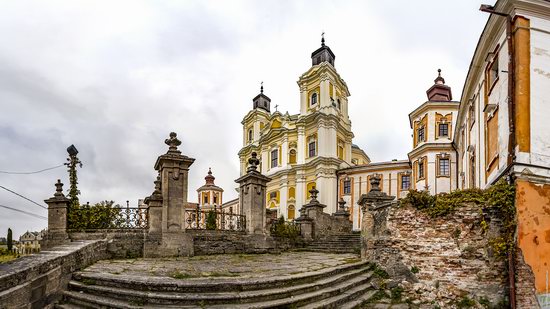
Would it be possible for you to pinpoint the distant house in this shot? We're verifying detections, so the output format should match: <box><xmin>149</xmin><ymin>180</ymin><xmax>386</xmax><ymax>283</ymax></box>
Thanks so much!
<box><xmin>0</xmin><ymin>237</ymin><xmax>6</xmax><ymax>244</ymax></box>
<box><xmin>18</xmin><ymin>229</ymin><xmax>47</xmax><ymax>254</ymax></box>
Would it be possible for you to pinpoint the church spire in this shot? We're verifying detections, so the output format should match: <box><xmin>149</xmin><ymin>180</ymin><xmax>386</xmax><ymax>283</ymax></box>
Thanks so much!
<box><xmin>252</xmin><ymin>81</ymin><xmax>271</xmax><ymax>112</ymax></box>
<box><xmin>426</xmin><ymin>69</ymin><xmax>452</xmax><ymax>101</ymax></box>
<box><xmin>311</xmin><ymin>32</ymin><xmax>335</xmax><ymax>67</ymax></box>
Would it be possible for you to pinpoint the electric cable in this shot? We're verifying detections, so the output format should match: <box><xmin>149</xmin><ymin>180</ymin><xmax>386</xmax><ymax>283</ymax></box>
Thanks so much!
<box><xmin>0</xmin><ymin>164</ymin><xmax>64</xmax><ymax>175</ymax></box>
<box><xmin>0</xmin><ymin>204</ymin><xmax>47</xmax><ymax>220</ymax></box>
<box><xmin>0</xmin><ymin>185</ymin><xmax>47</xmax><ymax>209</ymax></box>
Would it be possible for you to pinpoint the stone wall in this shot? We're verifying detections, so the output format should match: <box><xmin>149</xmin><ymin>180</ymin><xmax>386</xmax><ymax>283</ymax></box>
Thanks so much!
<box><xmin>0</xmin><ymin>240</ymin><xmax>108</xmax><ymax>309</ymax></box>
<box><xmin>366</xmin><ymin>203</ymin><xmax>508</xmax><ymax>308</ymax></box>
<box><xmin>191</xmin><ymin>230</ymin><xmax>298</xmax><ymax>255</ymax></box>
<box><xmin>69</xmin><ymin>230</ymin><xmax>145</xmax><ymax>259</ymax></box>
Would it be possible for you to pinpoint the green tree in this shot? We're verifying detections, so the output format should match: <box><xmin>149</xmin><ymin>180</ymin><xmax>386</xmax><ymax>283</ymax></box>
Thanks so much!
<box><xmin>7</xmin><ymin>228</ymin><xmax>12</xmax><ymax>252</ymax></box>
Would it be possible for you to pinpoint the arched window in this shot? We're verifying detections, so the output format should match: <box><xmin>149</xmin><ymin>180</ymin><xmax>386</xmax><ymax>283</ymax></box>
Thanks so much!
<box><xmin>311</xmin><ymin>93</ymin><xmax>318</xmax><ymax>105</ymax></box>
<box><xmin>248</xmin><ymin>129</ymin><xmax>253</xmax><ymax>142</ymax></box>
<box><xmin>288</xmin><ymin>205</ymin><xmax>295</xmax><ymax>220</ymax></box>
<box><xmin>289</xmin><ymin>149</ymin><xmax>297</xmax><ymax>164</ymax></box>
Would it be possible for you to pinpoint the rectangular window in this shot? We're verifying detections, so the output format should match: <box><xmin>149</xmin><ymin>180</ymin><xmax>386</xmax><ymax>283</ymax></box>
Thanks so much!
<box><xmin>439</xmin><ymin>158</ymin><xmax>450</xmax><ymax>176</ymax></box>
<box><xmin>488</xmin><ymin>55</ymin><xmax>499</xmax><ymax>91</ymax></box>
<box><xmin>418</xmin><ymin>126</ymin><xmax>425</xmax><ymax>142</ymax></box>
<box><xmin>343</xmin><ymin>180</ymin><xmax>351</xmax><ymax>195</ymax></box>
<box><xmin>213</xmin><ymin>195</ymin><xmax>218</xmax><ymax>204</ymax></box>
<box><xmin>438</xmin><ymin>123</ymin><xmax>449</xmax><ymax>137</ymax></box>
<box><xmin>418</xmin><ymin>161</ymin><xmax>424</xmax><ymax>179</ymax></box>
<box><xmin>203</xmin><ymin>196</ymin><xmax>209</xmax><ymax>204</ymax></box>
<box><xmin>269</xmin><ymin>192</ymin><xmax>277</xmax><ymax>200</ymax></box>
<box><xmin>308</xmin><ymin>141</ymin><xmax>316</xmax><ymax>157</ymax></box>
<box><xmin>401</xmin><ymin>175</ymin><xmax>410</xmax><ymax>190</ymax></box>
<box><xmin>271</xmin><ymin>149</ymin><xmax>278</xmax><ymax>168</ymax></box>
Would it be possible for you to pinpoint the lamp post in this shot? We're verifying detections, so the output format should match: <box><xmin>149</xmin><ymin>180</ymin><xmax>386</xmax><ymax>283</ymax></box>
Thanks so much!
<box><xmin>65</xmin><ymin>144</ymin><xmax>82</xmax><ymax>210</ymax></box>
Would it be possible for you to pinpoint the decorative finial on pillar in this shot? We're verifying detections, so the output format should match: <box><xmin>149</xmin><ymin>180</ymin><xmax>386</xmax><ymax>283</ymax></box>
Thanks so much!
<box><xmin>369</xmin><ymin>175</ymin><xmax>382</xmax><ymax>192</ymax></box>
<box><xmin>309</xmin><ymin>187</ymin><xmax>319</xmax><ymax>202</ymax></box>
<box><xmin>153</xmin><ymin>175</ymin><xmax>161</xmax><ymax>195</ymax></box>
<box><xmin>54</xmin><ymin>179</ymin><xmax>64</xmax><ymax>197</ymax></box>
<box><xmin>247</xmin><ymin>152</ymin><xmax>260</xmax><ymax>173</ymax></box>
<box><xmin>165</xmin><ymin>132</ymin><xmax>182</xmax><ymax>153</ymax></box>
<box><xmin>260</xmin><ymin>81</ymin><xmax>264</xmax><ymax>94</ymax></box>
<box><xmin>338</xmin><ymin>198</ymin><xmax>346</xmax><ymax>212</ymax></box>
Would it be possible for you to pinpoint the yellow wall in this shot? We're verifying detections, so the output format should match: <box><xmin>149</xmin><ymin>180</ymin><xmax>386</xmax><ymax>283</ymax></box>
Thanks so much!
<box><xmin>516</xmin><ymin>179</ymin><xmax>550</xmax><ymax>294</ymax></box>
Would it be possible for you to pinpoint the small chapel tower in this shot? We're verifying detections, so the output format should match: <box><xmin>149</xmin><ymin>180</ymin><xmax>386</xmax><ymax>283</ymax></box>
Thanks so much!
<box><xmin>197</xmin><ymin>168</ymin><xmax>224</xmax><ymax>210</ymax></box>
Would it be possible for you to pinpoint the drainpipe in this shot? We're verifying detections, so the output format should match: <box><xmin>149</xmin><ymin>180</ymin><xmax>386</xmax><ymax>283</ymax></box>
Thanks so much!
<box><xmin>479</xmin><ymin>5</ymin><xmax>517</xmax><ymax>309</ymax></box>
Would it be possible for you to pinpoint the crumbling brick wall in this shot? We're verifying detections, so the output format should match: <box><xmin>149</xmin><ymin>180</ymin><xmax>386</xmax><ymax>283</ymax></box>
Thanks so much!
<box><xmin>367</xmin><ymin>203</ymin><xmax>508</xmax><ymax>307</ymax></box>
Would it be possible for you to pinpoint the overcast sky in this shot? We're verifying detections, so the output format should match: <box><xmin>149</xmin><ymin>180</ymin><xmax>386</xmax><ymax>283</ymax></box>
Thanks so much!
<box><xmin>0</xmin><ymin>0</ymin><xmax>490</xmax><ymax>238</ymax></box>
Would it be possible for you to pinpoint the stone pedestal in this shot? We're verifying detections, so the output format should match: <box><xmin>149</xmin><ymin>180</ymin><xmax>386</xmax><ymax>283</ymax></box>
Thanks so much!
<box><xmin>235</xmin><ymin>152</ymin><xmax>271</xmax><ymax>235</ymax></box>
<box><xmin>43</xmin><ymin>180</ymin><xmax>70</xmax><ymax>248</ymax></box>
<box><xmin>357</xmin><ymin>175</ymin><xmax>396</xmax><ymax>260</ymax></box>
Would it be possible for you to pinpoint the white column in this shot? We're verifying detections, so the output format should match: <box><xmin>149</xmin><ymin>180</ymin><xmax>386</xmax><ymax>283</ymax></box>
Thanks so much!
<box><xmin>279</xmin><ymin>178</ymin><xmax>288</xmax><ymax>219</ymax></box>
<box><xmin>295</xmin><ymin>173</ymin><xmax>306</xmax><ymax>211</ymax></box>
<box><xmin>297</xmin><ymin>127</ymin><xmax>305</xmax><ymax>164</ymax></box>
<box><xmin>281</xmin><ymin>137</ymin><xmax>288</xmax><ymax>167</ymax></box>
<box><xmin>261</xmin><ymin>150</ymin><xmax>269</xmax><ymax>174</ymax></box>
<box><xmin>320</xmin><ymin>77</ymin><xmax>330</xmax><ymax>108</ymax></box>
<box><xmin>300</xmin><ymin>85</ymin><xmax>308</xmax><ymax>115</ymax></box>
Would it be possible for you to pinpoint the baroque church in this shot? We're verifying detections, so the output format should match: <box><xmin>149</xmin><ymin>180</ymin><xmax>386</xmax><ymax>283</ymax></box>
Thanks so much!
<box><xmin>235</xmin><ymin>37</ymin><xmax>460</xmax><ymax>230</ymax></box>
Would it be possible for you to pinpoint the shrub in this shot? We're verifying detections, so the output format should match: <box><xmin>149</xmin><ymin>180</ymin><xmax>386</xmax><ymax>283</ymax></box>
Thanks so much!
<box><xmin>270</xmin><ymin>216</ymin><xmax>300</xmax><ymax>240</ymax></box>
<box><xmin>205</xmin><ymin>210</ymin><xmax>217</xmax><ymax>230</ymax></box>
<box><xmin>68</xmin><ymin>201</ymin><xmax>124</xmax><ymax>230</ymax></box>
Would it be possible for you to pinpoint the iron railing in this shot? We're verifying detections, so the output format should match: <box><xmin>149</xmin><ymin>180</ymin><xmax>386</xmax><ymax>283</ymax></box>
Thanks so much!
<box><xmin>185</xmin><ymin>207</ymin><xmax>246</xmax><ymax>232</ymax></box>
<box><xmin>270</xmin><ymin>219</ymin><xmax>301</xmax><ymax>237</ymax></box>
<box><xmin>68</xmin><ymin>206</ymin><xmax>148</xmax><ymax>230</ymax></box>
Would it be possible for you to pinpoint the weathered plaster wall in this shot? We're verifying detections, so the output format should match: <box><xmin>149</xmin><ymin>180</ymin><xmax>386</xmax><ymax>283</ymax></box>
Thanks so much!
<box><xmin>516</xmin><ymin>179</ymin><xmax>550</xmax><ymax>308</ymax></box>
<box><xmin>365</xmin><ymin>204</ymin><xmax>508</xmax><ymax>307</ymax></box>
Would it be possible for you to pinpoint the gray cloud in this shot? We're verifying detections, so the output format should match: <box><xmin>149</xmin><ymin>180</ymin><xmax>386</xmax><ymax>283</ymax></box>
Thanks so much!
<box><xmin>0</xmin><ymin>0</ymin><xmax>488</xmax><ymax>238</ymax></box>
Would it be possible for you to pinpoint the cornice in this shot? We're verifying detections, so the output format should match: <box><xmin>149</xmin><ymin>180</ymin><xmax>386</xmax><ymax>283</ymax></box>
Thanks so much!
<box><xmin>407</xmin><ymin>142</ymin><xmax>456</xmax><ymax>160</ymax></box>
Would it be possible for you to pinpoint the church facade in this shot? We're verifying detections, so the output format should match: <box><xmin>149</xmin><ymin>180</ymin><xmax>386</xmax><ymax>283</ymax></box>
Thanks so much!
<box><xmin>238</xmin><ymin>37</ymin><xmax>369</xmax><ymax>220</ymax></box>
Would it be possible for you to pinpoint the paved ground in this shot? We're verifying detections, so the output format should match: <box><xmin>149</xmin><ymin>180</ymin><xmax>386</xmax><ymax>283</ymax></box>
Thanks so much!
<box><xmin>81</xmin><ymin>252</ymin><xmax>361</xmax><ymax>279</ymax></box>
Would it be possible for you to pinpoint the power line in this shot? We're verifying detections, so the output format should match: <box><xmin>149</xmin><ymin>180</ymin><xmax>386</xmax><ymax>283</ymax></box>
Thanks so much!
<box><xmin>0</xmin><ymin>204</ymin><xmax>47</xmax><ymax>220</ymax></box>
<box><xmin>0</xmin><ymin>185</ymin><xmax>47</xmax><ymax>210</ymax></box>
<box><xmin>0</xmin><ymin>164</ymin><xmax>64</xmax><ymax>175</ymax></box>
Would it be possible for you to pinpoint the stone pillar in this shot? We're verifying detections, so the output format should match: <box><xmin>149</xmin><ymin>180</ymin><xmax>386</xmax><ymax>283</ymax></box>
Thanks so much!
<box><xmin>295</xmin><ymin>203</ymin><xmax>313</xmax><ymax>241</ymax></box>
<box><xmin>235</xmin><ymin>152</ymin><xmax>271</xmax><ymax>235</ymax></box>
<box><xmin>357</xmin><ymin>175</ymin><xmax>396</xmax><ymax>260</ymax></box>
<box><xmin>145</xmin><ymin>175</ymin><xmax>163</xmax><ymax>233</ymax></box>
<box><xmin>43</xmin><ymin>179</ymin><xmax>70</xmax><ymax>248</ymax></box>
<box><xmin>154</xmin><ymin>132</ymin><xmax>195</xmax><ymax>232</ymax></box>
<box><xmin>145</xmin><ymin>132</ymin><xmax>195</xmax><ymax>257</ymax></box>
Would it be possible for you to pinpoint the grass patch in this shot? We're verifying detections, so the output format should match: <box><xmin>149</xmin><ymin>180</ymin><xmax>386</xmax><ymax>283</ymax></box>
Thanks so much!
<box><xmin>343</xmin><ymin>257</ymin><xmax>361</xmax><ymax>264</ymax></box>
<box><xmin>0</xmin><ymin>255</ymin><xmax>17</xmax><ymax>264</ymax></box>
<box><xmin>170</xmin><ymin>270</ymin><xmax>195</xmax><ymax>279</ymax></box>
<box><xmin>81</xmin><ymin>278</ymin><xmax>96</xmax><ymax>285</ymax></box>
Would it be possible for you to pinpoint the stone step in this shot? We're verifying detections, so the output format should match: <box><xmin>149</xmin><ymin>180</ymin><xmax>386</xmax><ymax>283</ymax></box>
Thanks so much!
<box><xmin>300</xmin><ymin>285</ymin><xmax>377</xmax><ymax>309</ymax></box>
<box><xmin>71</xmin><ymin>260</ymin><xmax>369</xmax><ymax>294</ymax></box>
<box><xmin>67</xmin><ymin>268</ymin><xmax>373</xmax><ymax>306</ymax></box>
<box><xmin>205</xmin><ymin>272</ymin><xmax>374</xmax><ymax>308</ymax></box>
<box><xmin>63</xmin><ymin>271</ymin><xmax>374</xmax><ymax>308</ymax></box>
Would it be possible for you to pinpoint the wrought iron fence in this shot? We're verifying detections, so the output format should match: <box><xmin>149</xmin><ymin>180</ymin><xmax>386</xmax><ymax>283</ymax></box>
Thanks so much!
<box><xmin>185</xmin><ymin>207</ymin><xmax>246</xmax><ymax>232</ymax></box>
<box><xmin>269</xmin><ymin>219</ymin><xmax>301</xmax><ymax>238</ymax></box>
<box><xmin>68</xmin><ymin>206</ymin><xmax>148</xmax><ymax>230</ymax></box>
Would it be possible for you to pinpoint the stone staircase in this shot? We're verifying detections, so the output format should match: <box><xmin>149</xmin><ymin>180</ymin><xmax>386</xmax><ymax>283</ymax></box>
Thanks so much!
<box><xmin>303</xmin><ymin>232</ymin><xmax>361</xmax><ymax>253</ymax></box>
<box><xmin>56</xmin><ymin>260</ymin><xmax>378</xmax><ymax>308</ymax></box>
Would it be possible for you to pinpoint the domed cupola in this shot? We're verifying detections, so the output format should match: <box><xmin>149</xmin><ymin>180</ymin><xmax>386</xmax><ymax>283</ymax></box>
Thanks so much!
<box><xmin>252</xmin><ymin>82</ymin><xmax>271</xmax><ymax>113</ymax></box>
<box><xmin>197</xmin><ymin>168</ymin><xmax>224</xmax><ymax>207</ymax></box>
<box><xmin>426</xmin><ymin>69</ymin><xmax>452</xmax><ymax>101</ymax></box>
<box><xmin>311</xmin><ymin>33</ymin><xmax>335</xmax><ymax>67</ymax></box>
